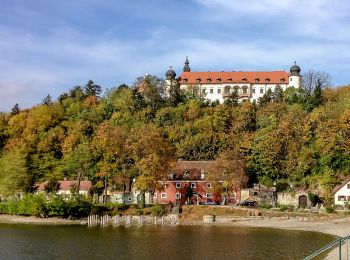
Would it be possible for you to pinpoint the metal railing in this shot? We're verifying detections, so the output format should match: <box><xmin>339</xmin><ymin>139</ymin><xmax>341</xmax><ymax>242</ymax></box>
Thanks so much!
<box><xmin>304</xmin><ymin>235</ymin><xmax>350</xmax><ymax>260</ymax></box>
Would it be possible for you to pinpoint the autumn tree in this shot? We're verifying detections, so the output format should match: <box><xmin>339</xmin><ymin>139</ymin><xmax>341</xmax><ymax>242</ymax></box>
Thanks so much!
<box><xmin>0</xmin><ymin>149</ymin><xmax>31</xmax><ymax>196</ymax></box>
<box><xmin>207</xmin><ymin>149</ymin><xmax>248</xmax><ymax>203</ymax></box>
<box><xmin>129</xmin><ymin>124</ymin><xmax>176</xmax><ymax>207</ymax></box>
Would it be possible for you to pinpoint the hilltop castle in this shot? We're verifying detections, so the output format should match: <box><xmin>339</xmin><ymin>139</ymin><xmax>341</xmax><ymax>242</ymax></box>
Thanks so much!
<box><xmin>165</xmin><ymin>57</ymin><xmax>301</xmax><ymax>103</ymax></box>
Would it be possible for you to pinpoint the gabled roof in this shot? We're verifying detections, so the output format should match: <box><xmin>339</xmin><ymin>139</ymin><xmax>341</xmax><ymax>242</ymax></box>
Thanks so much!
<box><xmin>35</xmin><ymin>180</ymin><xmax>92</xmax><ymax>192</ymax></box>
<box><xmin>332</xmin><ymin>178</ymin><xmax>350</xmax><ymax>194</ymax></box>
<box><xmin>171</xmin><ymin>161</ymin><xmax>214</xmax><ymax>181</ymax></box>
<box><xmin>178</xmin><ymin>71</ymin><xmax>289</xmax><ymax>85</ymax></box>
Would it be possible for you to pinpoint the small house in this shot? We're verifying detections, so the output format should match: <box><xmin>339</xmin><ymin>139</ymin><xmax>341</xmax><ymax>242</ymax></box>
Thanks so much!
<box><xmin>333</xmin><ymin>178</ymin><xmax>350</xmax><ymax>207</ymax></box>
<box><xmin>35</xmin><ymin>180</ymin><xmax>92</xmax><ymax>198</ymax></box>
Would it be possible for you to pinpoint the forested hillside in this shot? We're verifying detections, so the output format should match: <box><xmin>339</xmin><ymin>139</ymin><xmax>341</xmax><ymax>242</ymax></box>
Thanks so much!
<box><xmin>0</xmin><ymin>76</ymin><xmax>349</xmax><ymax>200</ymax></box>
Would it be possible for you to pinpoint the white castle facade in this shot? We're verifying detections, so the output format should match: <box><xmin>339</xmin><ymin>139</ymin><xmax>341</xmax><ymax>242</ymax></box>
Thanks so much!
<box><xmin>165</xmin><ymin>57</ymin><xmax>302</xmax><ymax>103</ymax></box>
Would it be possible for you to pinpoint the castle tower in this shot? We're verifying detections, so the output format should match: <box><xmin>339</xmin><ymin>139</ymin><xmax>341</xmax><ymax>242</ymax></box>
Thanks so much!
<box><xmin>288</xmin><ymin>62</ymin><xmax>302</xmax><ymax>88</ymax></box>
<box><xmin>164</xmin><ymin>66</ymin><xmax>177</xmax><ymax>97</ymax></box>
<box><xmin>183</xmin><ymin>56</ymin><xmax>191</xmax><ymax>72</ymax></box>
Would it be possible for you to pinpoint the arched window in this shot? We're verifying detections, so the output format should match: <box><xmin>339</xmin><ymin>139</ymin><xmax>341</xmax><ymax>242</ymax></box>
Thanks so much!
<box><xmin>242</xmin><ymin>85</ymin><xmax>248</xmax><ymax>94</ymax></box>
<box><xmin>224</xmin><ymin>85</ymin><xmax>231</xmax><ymax>94</ymax></box>
<box><xmin>233</xmin><ymin>85</ymin><xmax>240</xmax><ymax>93</ymax></box>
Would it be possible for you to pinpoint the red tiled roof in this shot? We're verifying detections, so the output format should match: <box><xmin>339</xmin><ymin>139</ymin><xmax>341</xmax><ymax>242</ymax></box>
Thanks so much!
<box><xmin>172</xmin><ymin>161</ymin><xmax>214</xmax><ymax>180</ymax></box>
<box><xmin>178</xmin><ymin>71</ymin><xmax>288</xmax><ymax>84</ymax></box>
<box><xmin>35</xmin><ymin>180</ymin><xmax>92</xmax><ymax>192</ymax></box>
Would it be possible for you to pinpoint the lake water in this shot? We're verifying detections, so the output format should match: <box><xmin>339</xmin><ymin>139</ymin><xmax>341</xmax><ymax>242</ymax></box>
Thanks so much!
<box><xmin>0</xmin><ymin>223</ymin><xmax>335</xmax><ymax>260</ymax></box>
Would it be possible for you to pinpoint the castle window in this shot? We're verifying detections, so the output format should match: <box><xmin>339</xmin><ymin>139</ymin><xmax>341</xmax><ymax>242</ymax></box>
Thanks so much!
<box><xmin>252</xmin><ymin>88</ymin><xmax>256</xmax><ymax>94</ymax></box>
<box><xmin>224</xmin><ymin>85</ymin><xmax>231</xmax><ymax>94</ymax></box>
<box><xmin>175</xmin><ymin>193</ymin><xmax>181</xmax><ymax>199</ymax></box>
<box><xmin>218</xmin><ymin>88</ymin><xmax>221</xmax><ymax>94</ymax></box>
<box><xmin>176</xmin><ymin>182</ymin><xmax>181</xmax><ymax>189</ymax></box>
<box><xmin>260</xmin><ymin>88</ymin><xmax>264</xmax><ymax>94</ymax></box>
<box><xmin>290</xmin><ymin>78</ymin><xmax>292</xmax><ymax>81</ymax></box>
<box><xmin>191</xmin><ymin>183</ymin><xmax>196</xmax><ymax>188</ymax></box>
<box><xmin>210</xmin><ymin>88</ymin><xmax>213</xmax><ymax>94</ymax></box>
<box><xmin>242</xmin><ymin>86</ymin><xmax>248</xmax><ymax>94</ymax></box>
<box><xmin>201</xmin><ymin>88</ymin><xmax>206</xmax><ymax>94</ymax></box>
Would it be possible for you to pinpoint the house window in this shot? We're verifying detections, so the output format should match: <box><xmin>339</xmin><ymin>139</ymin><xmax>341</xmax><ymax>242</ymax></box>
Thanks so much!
<box><xmin>218</xmin><ymin>89</ymin><xmax>221</xmax><ymax>94</ymax></box>
<box><xmin>252</xmin><ymin>88</ymin><xmax>255</xmax><ymax>94</ymax></box>
<box><xmin>338</xmin><ymin>195</ymin><xmax>346</xmax><ymax>201</ymax></box>
<box><xmin>347</xmin><ymin>184</ymin><xmax>350</xmax><ymax>189</ymax></box>
<box><xmin>175</xmin><ymin>193</ymin><xmax>181</xmax><ymax>199</ymax></box>
<box><xmin>210</xmin><ymin>88</ymin><xmax>213</xmax><ymax>94</ymax></box>
<box><xmin>207</xmin><ymin>183</ymin><xmax>211</xmax><ymax>188</ymax></box>
<box><xmin>206</xmin><ymin>193</ymin><xmax>212</xmax><ymax>199</ymax></box>
<box><xmin>224</xmin><ymin>86</ymin><xmax>231</xmax><ymax>94</ymax></box>
<box><xmin>201</xmin><ymin>88</ymin><xmax>206</xmax><ymax>94</ymax></box>
<box><xmin>153</xmin><ymin>193</ymin><xmax>157</xmax><ymax>198</ymax></box>
<box><xmin>128</xmin><ymin>197</ymin><xmax>133</xmax><ymax>201</ymax></box>
<box><xmin>191</xmin><ymin>183</ymin><xmax>196</xmax><ymax>188</ymax></box>
<box><xmin>176</xmin><ymin>182</ymin><xmax>181</xmax><ymax>189</ymax></box>
<box><xmin>290</xmin><ymin>78</ymin><xmax>292</xmax><ymax>81</ymax></box>
<box><xmin>242</xmin><ymin>86</ymin><xmax>248</xmax><ymax>94</ymax></box>
<box><xmin>260</xmin><ymin>88</ymin><xmax>264</xmax><ymax>94</ymax></box>
<box><xmin>161</xmin><ymin>193</ymin><xmax>167</xmax><ymax>199</ymax></box>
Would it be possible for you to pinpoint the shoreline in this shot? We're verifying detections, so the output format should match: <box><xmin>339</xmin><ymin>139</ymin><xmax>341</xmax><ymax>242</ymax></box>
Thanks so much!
<box><xmin>0</xmin><ymin>214</ymin><xmax>82</xmax><ymax>225</ymax></box>
<box><xmin>1</xmin><ymin>213</ymin><xmax>349</xmax><ymax>237</ymax></box>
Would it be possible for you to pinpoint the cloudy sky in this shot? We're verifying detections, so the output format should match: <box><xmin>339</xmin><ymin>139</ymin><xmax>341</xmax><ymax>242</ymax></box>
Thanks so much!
<box><xmin>1</xmin><ymin>0</ymin><xmax>350</xmax><ymax>111</ymax></box>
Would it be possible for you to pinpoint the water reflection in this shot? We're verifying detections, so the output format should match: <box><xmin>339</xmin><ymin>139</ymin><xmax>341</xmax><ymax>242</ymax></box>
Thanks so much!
<box><xmin>0</xmin><ymin>224</ymin><xmax>335</xmax><ymax>260</ymax></box>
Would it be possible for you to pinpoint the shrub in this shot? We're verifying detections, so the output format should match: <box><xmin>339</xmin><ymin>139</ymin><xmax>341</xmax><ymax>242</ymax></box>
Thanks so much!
<box><xmin>325</xmin><ymin>205</ymin><xmax>335</xmax><ymax>213</ymax></box>
<box><xmin>279</xmin><ymin>204</ymin><xmax>295</xmax><ymax>212</ymax></box>
<box><xmin>151</xmin><ymin>203</ymin><xmax>166</xmax><ymax>216</ymax></box>
<box><xmin>259</xmin><ymin>203</ymin><xmax>272</xmax><ymax>209</ymax></box>
<box><xmin>46</xmin><ymin>195</ymin><xmax>67</xmax><ymax>217</ymax></box>
<box><xmin>66</xmin><ymin>197</ymin><xmax>93</xmax><ymax>218</ymax></box>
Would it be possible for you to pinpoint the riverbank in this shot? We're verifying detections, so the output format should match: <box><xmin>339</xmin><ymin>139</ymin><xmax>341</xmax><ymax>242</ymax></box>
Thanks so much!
<box><xmin>0</xmin><ymin>214</ymin><xmax>82</xmax><ymax>225</ymax></box>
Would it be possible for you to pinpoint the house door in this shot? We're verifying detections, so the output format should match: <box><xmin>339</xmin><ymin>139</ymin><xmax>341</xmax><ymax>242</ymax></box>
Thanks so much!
<box><xmin>137</xmin><ymin>194</ymin><xmax>142</xmax><ymax>204</ymax></box>
<box><xmin>299</xmin><ymin>195</ymin><xmax>307</xmax><ymax>208</ymax></box>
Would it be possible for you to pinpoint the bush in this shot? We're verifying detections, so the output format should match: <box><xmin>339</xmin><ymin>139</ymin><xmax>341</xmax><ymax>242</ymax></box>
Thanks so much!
<box><xmin>66</xmin><ymin>197</ymin><xmax>93</xmax><ymax>218</ymax></box>
<box><xmin>46</xmin><ymin>195</ymin><xmax>67</xmax><ymax>217</ymax></box>
<box><xmin>325</xmin><ymin>205</ymin><xmax>335</xmax><ymax>213</ymax></box>
<box><xmin>279</xmin><ymin>204</ymin><xmax>295</xmax><ymax>212</ymax></box>
<box><xmin>259</xmin><ymin>203</ymin><xmax>272</xmax><ymax>209</ymax></box>
<box><xmin>151</xmin><ymin>203</ymin><xmax>166</xmax><ymax>216</ymax></box>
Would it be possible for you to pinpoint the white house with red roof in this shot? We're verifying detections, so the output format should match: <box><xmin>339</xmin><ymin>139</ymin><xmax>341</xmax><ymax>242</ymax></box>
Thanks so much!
<box><xmin>333</xmin><ymin>178</ymin><xmax>350</xmax><ymax>206</ymax></box>
<box><xmin>165</xmin><ymin>57</ymin><xmax>301</xmax><ymax>103</ymax></box>
<box><xmin>35</xmin><ymin>180</ymin><xmax>92</xmax><ymax>198</ymax></box>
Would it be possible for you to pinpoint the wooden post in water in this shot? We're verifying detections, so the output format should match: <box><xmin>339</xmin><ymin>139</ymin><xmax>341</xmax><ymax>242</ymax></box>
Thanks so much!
<box><xmin>161</xmin><ymin>216</ymin><xmax>164</xmax><ymax>225</ymax></box>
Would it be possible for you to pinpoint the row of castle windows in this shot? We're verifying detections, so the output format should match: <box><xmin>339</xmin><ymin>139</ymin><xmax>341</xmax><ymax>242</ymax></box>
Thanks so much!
<box><xmin>182</xmin><ymin>78</ymin><xmax>287</xmax><ymax>84</ymax></box>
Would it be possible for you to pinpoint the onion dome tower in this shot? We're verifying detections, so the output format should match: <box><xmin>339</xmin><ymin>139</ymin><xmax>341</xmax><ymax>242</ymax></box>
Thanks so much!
<box><xmin>290</xmin><ymin>62</ymin><xmax>301</xmax><ymax>76</ymax></box>
<box><xmin>183</xmin><ymin>56</ymin><xmax>191</xmax><ymax>72</ymax></box>
<box><xmin>165</xmin><ymin>66</ymin><xmax>176</xmax><ymax>80</ymax></box>
<box><xmin>288</xmin><ymin>62</ymin><xmax>302</xmax><ymax>88</ymax></box>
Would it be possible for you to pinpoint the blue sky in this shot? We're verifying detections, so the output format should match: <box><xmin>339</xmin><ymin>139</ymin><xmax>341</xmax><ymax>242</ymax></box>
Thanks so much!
<box><xmin>1</xmin><ymin>0</ymin><xmax>350</xmax><ymax>111</ymax></box>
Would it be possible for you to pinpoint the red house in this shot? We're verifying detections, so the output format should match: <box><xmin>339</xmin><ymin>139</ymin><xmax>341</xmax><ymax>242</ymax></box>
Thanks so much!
<box><xmin>153</xmin><ymin>161</ymin><xmax>241</xmax><ymax>205</ymax></box>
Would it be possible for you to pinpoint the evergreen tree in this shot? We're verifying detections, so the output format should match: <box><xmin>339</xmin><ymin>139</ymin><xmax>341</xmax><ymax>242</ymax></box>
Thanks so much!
<box><xmin>84</xmin><ymin>80</ymin><xmax>102</xmax><ymax>97</ymax></box>
<box><xmin>42</xmin><ymin>94</ymin><xmax>52</xmax><ymax>106</ymax></box>
<box><xmin>11</xmin><ymin>103</ymin><xmax>20</xmax><ymax>115</ymax></box>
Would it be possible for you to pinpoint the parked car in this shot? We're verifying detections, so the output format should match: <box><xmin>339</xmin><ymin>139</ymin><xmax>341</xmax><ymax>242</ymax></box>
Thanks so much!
<box><xmin>240</xmin><ymin>200</ymin><xmax>256</xmax><ymax>207</ymax></box>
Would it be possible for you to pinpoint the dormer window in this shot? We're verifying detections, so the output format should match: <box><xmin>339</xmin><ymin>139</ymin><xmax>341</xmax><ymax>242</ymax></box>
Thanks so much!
<box><xmin>196</xmin><ymin>78</ymin><xmax>201</xmax><ymax>83</ymax></box>
<box><xmin>255</xmin><ymin>78</ymin><xmax>260</xmax><ymax>83</ymax></box>
<box><xmin>265</xmin><ymin>78</ymin><xmax>270</xmax><ymax>83</ymax></box>
<box><xmin>280</xmin><ymin>78</ymin><xmax>285</xmax><ymax>83</ymax></box>
<box><xmin>216</xmin><ymin>78</ymin><xmax>221</xmax><ymax>83</ymax></box>
<box><xmin>228</xmin><ymin>78</ymin><xmax>232</xmax><ymax>82</ymax></box>
<box><xmin>207</xmin><ymin>78</ymin><xmax>211</xmax><ymax>83</ymax></box>
<box><xmin>183</xmin><ymin>79</ymin><xmax>188</xmax><ymax>83</ymax></box>
<box><xmin>242</xmin><ymin>78</ymin><xmax>247</xmax><ymax>82</ymax></box>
